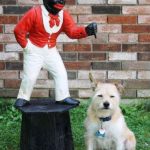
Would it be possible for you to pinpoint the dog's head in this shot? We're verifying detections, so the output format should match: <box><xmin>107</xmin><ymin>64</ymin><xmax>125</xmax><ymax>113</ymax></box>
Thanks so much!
<box><xmin>89</xmin><ymin>73</ymin><xmax>124</xmax><ymax>118</ymax></box>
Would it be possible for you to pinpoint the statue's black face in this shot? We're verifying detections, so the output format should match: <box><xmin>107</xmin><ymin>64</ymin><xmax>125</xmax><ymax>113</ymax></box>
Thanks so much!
<box><xmin>43</xmin><ymin>0</ymin><xmax>65</xmax><ymax>15</ymax></box>
<box><xmin>53</xmin><ymin>0</ymin><xmax>65</xmax><ymax>5</ymax></box>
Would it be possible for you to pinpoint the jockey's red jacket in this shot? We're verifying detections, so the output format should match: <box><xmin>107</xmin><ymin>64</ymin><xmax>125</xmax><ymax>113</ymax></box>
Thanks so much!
<box><xmin>14</xmin><ymin>6</ymin><xmax>87</xmax><ymax>48</ymax></box>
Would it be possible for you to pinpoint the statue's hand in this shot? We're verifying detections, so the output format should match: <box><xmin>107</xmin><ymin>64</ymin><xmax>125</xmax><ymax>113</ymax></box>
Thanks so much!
<box><xmin>85</xmin><ymin>22</ymin><xmax>97</xmax><ymax>38</ymax></box>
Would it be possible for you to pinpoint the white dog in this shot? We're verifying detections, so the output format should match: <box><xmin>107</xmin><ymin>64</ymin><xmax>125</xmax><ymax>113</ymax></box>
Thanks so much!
<box><xmin>84</xmin><ymin>73</ymin><xmax>136</xmax><ymax>150</ymax></box>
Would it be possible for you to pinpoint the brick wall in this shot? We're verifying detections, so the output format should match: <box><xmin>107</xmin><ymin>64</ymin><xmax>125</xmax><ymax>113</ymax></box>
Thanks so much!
<box><xmin>0</xmin><ymin>0</ymin><xmax>150</xmax><ymax>99</ymax></box>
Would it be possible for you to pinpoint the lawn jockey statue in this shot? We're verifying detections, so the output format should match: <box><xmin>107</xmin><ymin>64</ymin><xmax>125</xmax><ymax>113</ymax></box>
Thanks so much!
<box><xmin>14</xmin><ymin>0</ymin><xmax>97</xmax><ymax>107</ymax></box>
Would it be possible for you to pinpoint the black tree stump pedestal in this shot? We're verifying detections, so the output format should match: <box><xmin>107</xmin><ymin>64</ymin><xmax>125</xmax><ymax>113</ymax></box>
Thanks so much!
<box><xmin>17</xmin><ymin>99</ymin><xmax>77</xmax><ymax>150</ymax></box>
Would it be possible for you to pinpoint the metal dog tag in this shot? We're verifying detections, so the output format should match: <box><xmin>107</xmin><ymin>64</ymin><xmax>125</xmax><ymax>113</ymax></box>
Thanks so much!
<box><xmin>99</xmin><ymin>128</ymin><xmax>105</xmax><ymax>137</ymax></box>
<box><xmin>95</xmin><ymin>128</ymin><xmax>106</xmax><ymax>138</ymax></box>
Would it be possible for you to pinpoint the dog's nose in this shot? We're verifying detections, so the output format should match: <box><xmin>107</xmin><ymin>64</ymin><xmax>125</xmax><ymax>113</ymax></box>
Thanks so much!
<box><xmin>103</xmin><ymin>102</ymin><xmax>110</xmax><ymax>108</ymax></box>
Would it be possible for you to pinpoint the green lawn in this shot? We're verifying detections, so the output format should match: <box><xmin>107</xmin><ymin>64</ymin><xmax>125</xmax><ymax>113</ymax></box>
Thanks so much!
<box><xmin>0</xmin><ymin>98</ymin><xmax>150</xmax><ymax>150</ymax></box>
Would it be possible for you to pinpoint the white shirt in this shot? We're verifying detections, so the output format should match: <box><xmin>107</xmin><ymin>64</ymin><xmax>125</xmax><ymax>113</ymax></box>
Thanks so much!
<box><xmin>41</xmin><ymin>5</ymin><xmax>63</xmax><ymax>34</ymax></box>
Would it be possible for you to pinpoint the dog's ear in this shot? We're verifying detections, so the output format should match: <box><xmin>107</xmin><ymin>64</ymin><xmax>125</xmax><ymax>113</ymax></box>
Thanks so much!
<box><xmin>114</xmin><ymin>83</ymin><xmax>125</xmax><ymax>95</ymax></box>
<box><xmin>89</xmin><ymin>72</ymin><xmax>97</xmax><ymax>91</ymax></box>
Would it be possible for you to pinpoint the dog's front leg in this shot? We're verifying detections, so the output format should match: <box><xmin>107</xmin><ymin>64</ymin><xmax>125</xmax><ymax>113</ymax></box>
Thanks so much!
<box><xmin>86</xmin><ymin>137</ymin><xmax>95</xmax><ymax>150</ymax></box>
<box><xmin>116</xmin><ymin>140</ymin><xmax>124</xmax><ymax>150</ymax></box>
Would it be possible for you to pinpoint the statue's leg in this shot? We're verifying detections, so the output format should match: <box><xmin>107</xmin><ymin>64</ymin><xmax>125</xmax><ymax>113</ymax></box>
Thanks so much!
<box><xmin>17</xmin><ymin>50</ymin><xmax>43</xmax><ymax>101</ymax></box>
<box><xmin>43</xmin><ymin>47</ymin><xmax>70</xmax><ymax>101</ymax></box>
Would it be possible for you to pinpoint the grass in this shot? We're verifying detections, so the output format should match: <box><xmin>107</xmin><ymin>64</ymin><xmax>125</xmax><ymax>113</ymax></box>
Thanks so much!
<box><xmin>0</xmin><ymin>98</ymin><xmax>150</xmax><ymax>150</ymax></box>
<box><xmin>0</xmin><ymin>99</ymin><xmax>21</xmax><ymax>150</ymax></box>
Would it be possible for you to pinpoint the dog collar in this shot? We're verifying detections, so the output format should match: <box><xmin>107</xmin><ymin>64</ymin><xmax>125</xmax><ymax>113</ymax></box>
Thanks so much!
<box><xmin>99</xmin><ymin>116</ymin><xmax>111</xmax><ymax>122</ymax></box>
<box><xmin>95</xmin><ymin>116</ymin><xmax>111</xmax><ymax>138</ymax></box>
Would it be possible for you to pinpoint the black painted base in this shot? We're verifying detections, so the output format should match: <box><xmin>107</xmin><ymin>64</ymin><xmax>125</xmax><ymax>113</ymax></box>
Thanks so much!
<box><xmin>17</xmin><ymin>99</ymin><xmax>76</xmax><ymax>150</ymax></box>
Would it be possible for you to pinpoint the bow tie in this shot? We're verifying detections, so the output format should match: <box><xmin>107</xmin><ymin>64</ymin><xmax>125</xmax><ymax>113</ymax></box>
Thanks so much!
<box><xmin>49</xmin><ymin>14</ymin><xmax>60</xmax><ymax>28</ymax></box>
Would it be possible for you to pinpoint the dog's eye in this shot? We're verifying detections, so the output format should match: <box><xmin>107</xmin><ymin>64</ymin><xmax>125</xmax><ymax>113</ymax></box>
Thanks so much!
<box><xmin>98</xmin><ymin>95</ymin><xmax>103</xmax><ymax>97</ymax></box>
<box><xmin>110</xmin><ymin>95</ymin><xmax>115</xmax><ymax>98</ymax></box>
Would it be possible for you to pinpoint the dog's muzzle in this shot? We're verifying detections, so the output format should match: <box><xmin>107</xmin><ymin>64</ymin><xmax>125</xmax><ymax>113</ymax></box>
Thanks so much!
<box><xmin>103</xmin><ymin>102</ymin><xmax>110</xmax><ymax>109</ymax></box>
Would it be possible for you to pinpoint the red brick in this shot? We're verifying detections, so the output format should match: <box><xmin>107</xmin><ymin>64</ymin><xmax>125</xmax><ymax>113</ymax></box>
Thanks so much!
<box><xmin>108</xmin><ymin>16</ymin><xmax>137</xmax><ymax>24</ymax></box>
<box><xmin>78</xmin><ymin>38</ymin><xmax>91</xmax><ymax>44</ymax></box>
<box><xmin>63</xmin><ymin>44</ymin><xmax>91</xmax><ymax>52</ymax></box>
<box><xmin>4</xmin><ymin>24</ymin><xmax>15</xmax><ymax>34</ymax></box>
<box><xmin>139</xmin><ymin>34</ymin><xmax>150</xmax><ymax>42</ymax></box>
<box><xmin>17</xmin><ymin>0</ymin><xmax>75</xmax><ymax>5</ymax></box>
<box><xmin>4</xmin><ymin>79</ymin><xmax>21</xmax><ymax>88</ymax></box>
<box><xmin>79</xmin><ymin>33</ymin><xmax>108</xmax><ymax>44</ymax></box>
<box><xmin>123</xmin><ymin>6</ymin><xmax>150</xmax><ymax>15</ymax></box>
<box><xmin>122</xmin><ymin>61</ymin><xmax>150</xmax><ymax>70</ymax></box>
<box><xmin>0</xmin><ymin>34</ymin><xmax>16</xmax><ymax>42</ymax></box>
<box><xmin>0</xmin><ymin>62</ymin><xmax>5</xmax><ymax>70</ymax></box>
<box><xmin>138</xmin><ymin>53</ymin><xmax>150</xmax><ymax>61</ymax></box>
<box><xmin>0</xmin><ymin>44</ymin><xmax>3</xmax><ymax>52</ymax></box>
<box><xmin>66</xmin><ymin>0</ymin><xmax>75</xmax><ymax>5</ymax></box>
<box><xmin>0</xmin><ymin>80</ymin><xmax>3</xmax><ymax>88</ymax></box>
<box><xmin>50</xmin><ymin>89</ymin><xmax>78</xmax><ymax>98</ymax></box>
<box><xmin>17</xmin><ymin>0</ymin><xmax>40</xmax><ymax>5</ymax></box>
<box><xmin>0</xmin><ymin>16</ymin><xmax>18</xmax><ymax>24</ymax></box>
<box><xmin>123</xmin><ymin>89</ymin><xmax>137</xmax><ymax>98</ymax></box>
<box><xmin>19</xmin><ymin>53</ymin><xmax>23</xmax><ymax>61</ymax></box>
<box><xmin>60</xmin><ymin>53</ymin><xmax>77</xmax><ymax>61</ymax></box>
<box><xmin>32</xmin><ymin>89</ymin><xmax>49</xmax><ymax>98</ymax></box>
<box><xmin>65</xmin><ymin>5</ymin><xmax>91</xmax><ymax>15</ymax></box>
<box><xmin>109</xmin><ymin>34</ymin><xmax>138</xmax><ymax>43</ymax></box>
<box><xmin>0</xmin><ymin>25</ymin><xmax>3</xmax><ymax>33</ymax></box>
<box><xmin>124</xmin><ymin>80</ymin><xmax>150</xmax><ymax>89</ymax></box>
<box><xmin>123</xmin><ymin>25</ymin><xmax>150</xmax><ymax>33</ymax></box>
<box><xmin>98</xmin><ymin>24</ymin><xmax>121</xmax><ymax>33</ymax></box>
<box><xmin>0</xmin><ymin>71</ymin><xmax>18</xmax><ymax>79</ymax></box>
<box><xmin>78</xmin><ymin>53</ymin><xmax>106</xmax><ymax>61</ymax></box>
<box><xmin>0</xmin><ymin>89</ymin><xmax>18</xmax><ymax>97</ymax></box>
<box><xmin>78</xmin><ymin>15</ymin><xmax>107</xmax><ymax>23</ymax></box>
<box><xmin>93</xmin><ymin>44</ymin><xmax>121</xmax><ymax>52</ymax></box>
<box><xmin>64</xmin><ymin>62</ymin><xmax>91</xmax><ymax>70</ymax></box>
<box><xmin>0</xmin><ymin>0</ymin><xmax>16</xmax><ymax>5</ymax></box>
<box><xmin>123</xmin><ymin>44</ymin><xmax>150</xmax><ymax>52</ymax></box>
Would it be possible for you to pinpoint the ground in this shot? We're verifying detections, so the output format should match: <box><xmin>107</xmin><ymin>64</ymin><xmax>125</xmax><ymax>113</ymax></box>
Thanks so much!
<box><xmin>0</xmin><ymin>98</ymin><xmax>150</xmax><ymax>150</ymax></box>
